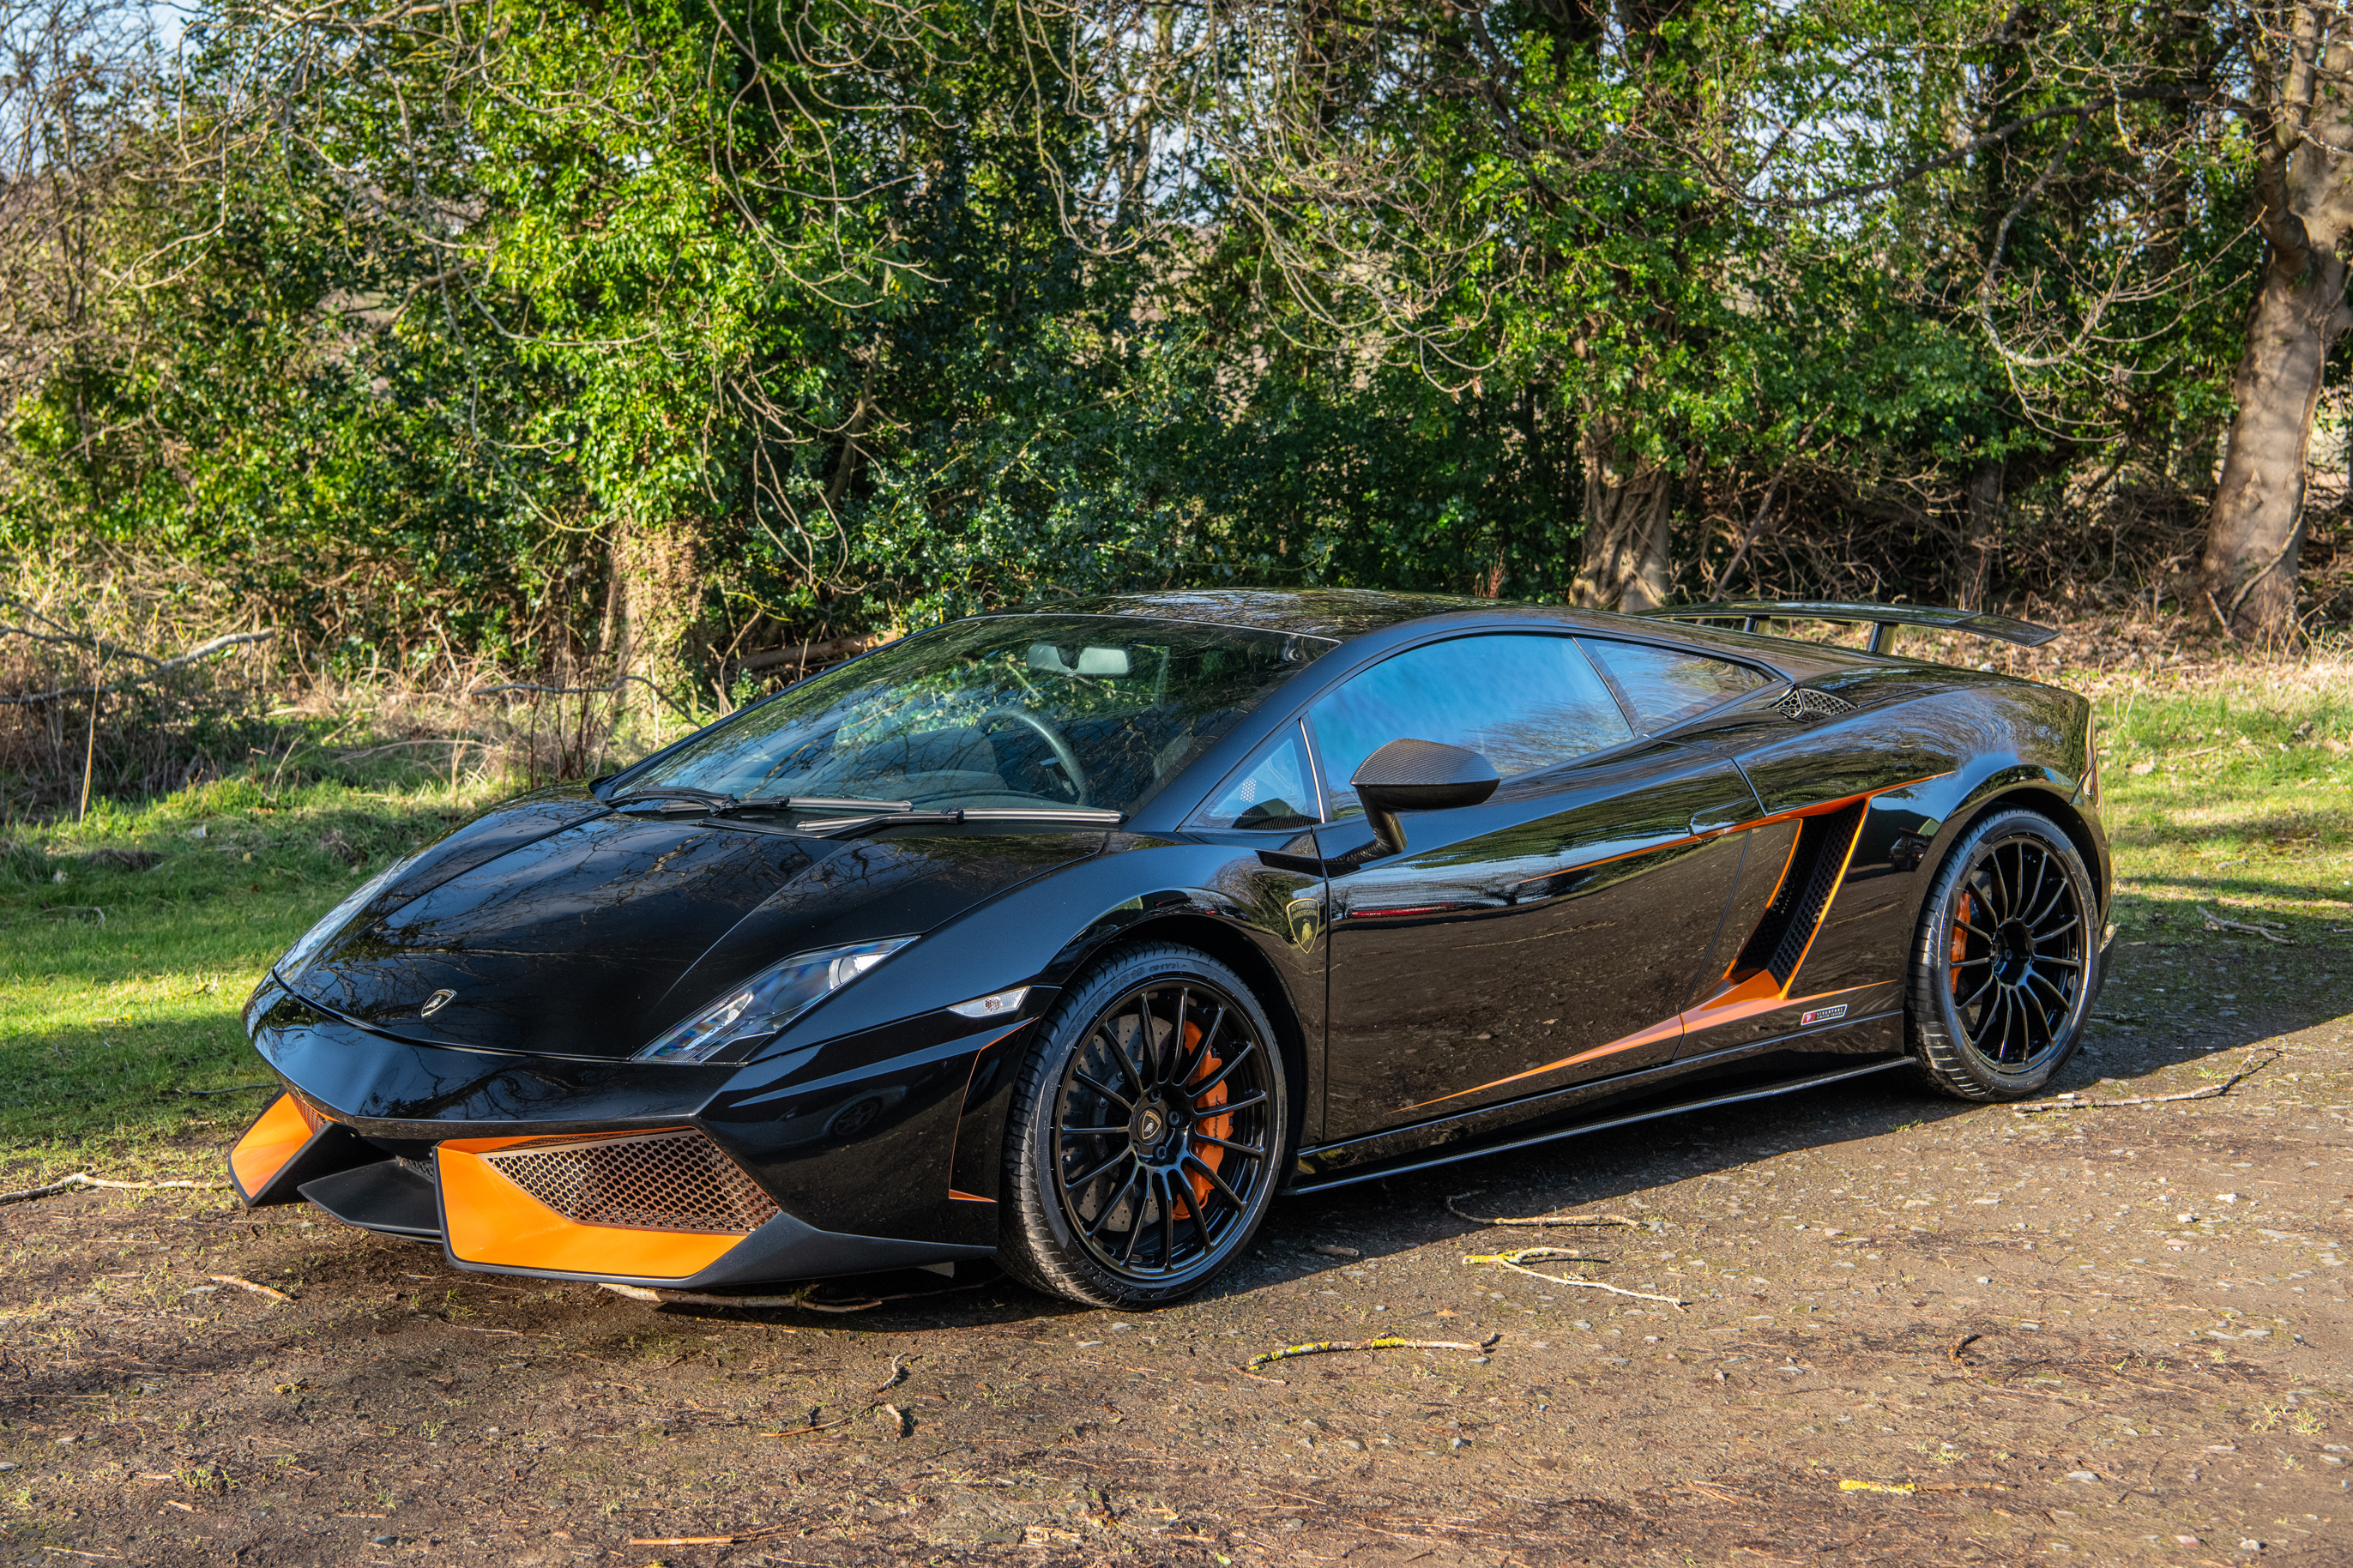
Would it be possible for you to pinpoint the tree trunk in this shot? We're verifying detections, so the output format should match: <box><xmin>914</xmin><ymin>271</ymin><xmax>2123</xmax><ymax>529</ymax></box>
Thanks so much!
<box><xmin>611</xmin><ymin>517</ymin><xmax>706</xmax><ymax>695</ymax></box>
<box><xmin>1958</xmin><ymin>461</ymin><xmax>2003</xmax><ymax>612</ymax></box>
<box><xmin>2202</xmin><ymin>18</ymin><xmax>2353</xmax><ymax>643</ymax></box>
<box><xmin>2201</xmin><ymin>250</ymin><xmax>2347</xmax><ymax>640</ymax></box>
<box><xmin>1572</xmin><ymin>416</ymin><xmax>1671</xmax><ymax>611</ymax></box>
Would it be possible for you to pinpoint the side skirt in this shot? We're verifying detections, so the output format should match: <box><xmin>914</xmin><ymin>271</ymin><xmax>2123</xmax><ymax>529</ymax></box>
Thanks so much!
<box><xmin>1283</xmin><ymin>1053</ymin><xmax>1914</xmax><ymax>1194</ymax></box>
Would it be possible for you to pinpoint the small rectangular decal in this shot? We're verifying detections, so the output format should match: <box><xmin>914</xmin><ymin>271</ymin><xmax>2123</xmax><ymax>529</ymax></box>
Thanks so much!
<box><xmin>1799</xmin><ymin>1004</ymin><xmax>1849</xmax><ymax>1027</ymax></box>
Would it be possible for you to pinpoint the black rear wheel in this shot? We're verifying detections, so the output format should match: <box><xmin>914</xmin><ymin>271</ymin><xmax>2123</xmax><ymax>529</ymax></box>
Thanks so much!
<box><xmin>1000</xmin><ymin>943</ymin><xmax>1287</xmax><ymax>1307</ymax></box>
<box><xmin>1910</xmin><ymin>808</ymin><xmax>2100</xmax><ymax>1101</ymax></box>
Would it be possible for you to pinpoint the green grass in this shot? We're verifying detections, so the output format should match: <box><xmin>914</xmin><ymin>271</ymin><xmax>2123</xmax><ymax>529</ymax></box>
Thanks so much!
<box><xmin>2093</xmin><ymin>662</ymin><xmax>2353</xmax><ymax>941</ymax></box>
<box><xmin>0</xmin><ymin>762</ymin><xmax>504</xmax><ymax>1178</ymax></box>
<box><xmin>3</xmin><ymin>657</ymin><xmax>2349</xmax><ymax>1183</ymax></box>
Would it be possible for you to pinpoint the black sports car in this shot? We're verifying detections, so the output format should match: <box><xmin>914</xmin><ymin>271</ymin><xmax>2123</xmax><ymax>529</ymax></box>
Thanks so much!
<box><xmin>231</xmin><ymin>590</ymin><xmax>2110</xmax><ymax>1307</ymax></box>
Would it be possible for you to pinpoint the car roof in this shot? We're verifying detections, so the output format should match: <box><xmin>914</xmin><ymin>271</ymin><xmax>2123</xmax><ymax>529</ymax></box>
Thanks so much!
<box><xmin>997</xmin><ymin>588</ymin><xmax>1493</xmax><ymax>641</ymax></box>
<box><xmin>999</xmin><ymin>588</ymin><xmax>1879</xmax><ymax>674</ymax></box>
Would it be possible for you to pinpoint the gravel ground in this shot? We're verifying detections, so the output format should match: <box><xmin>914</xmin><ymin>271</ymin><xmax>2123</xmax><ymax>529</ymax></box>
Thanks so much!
<box><xmin>3</xmin><ymin>959</ymin><xmax>2349</xmax><ymax>1567</ymax></box>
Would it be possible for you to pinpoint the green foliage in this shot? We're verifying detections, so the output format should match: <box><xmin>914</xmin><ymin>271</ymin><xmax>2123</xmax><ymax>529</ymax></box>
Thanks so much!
<box><xmin>0</xmin><ymin>0</ymin><xmax>2287</xmax><ymax>683</ymax></box>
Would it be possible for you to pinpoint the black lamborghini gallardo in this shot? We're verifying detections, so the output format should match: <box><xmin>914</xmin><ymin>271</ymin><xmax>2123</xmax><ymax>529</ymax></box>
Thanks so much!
<box><xmin>231</xmin><ymin>591</ymin><xmax>2109</xmax><ymax>1307</ymax></box>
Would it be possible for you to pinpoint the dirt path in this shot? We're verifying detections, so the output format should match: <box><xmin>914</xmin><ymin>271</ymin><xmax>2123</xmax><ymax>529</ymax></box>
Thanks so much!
<box><xmin>5</xmin><ymin>972</ymin><xmax>2350</xmax><ymax>1566</ymax></box>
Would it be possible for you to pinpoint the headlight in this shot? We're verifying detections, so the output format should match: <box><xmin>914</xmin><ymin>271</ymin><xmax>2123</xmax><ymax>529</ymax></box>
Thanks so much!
<box><xmin>275</xmin><ymin>851</ymin><xmax>422</xmax><ymax>985</ymax></box>
<box><xmin>632</xmin><ymin>938</ymin><xmax>914</xmax><ymax>1064</ymax></box>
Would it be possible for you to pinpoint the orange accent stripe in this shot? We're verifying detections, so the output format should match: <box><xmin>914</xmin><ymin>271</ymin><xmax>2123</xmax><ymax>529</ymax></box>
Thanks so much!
<box><xmin>948</xmin><ymin>1188</ymin><xmax>996</xmax><ymax>1203</ymax></box>
<box><xmin>1724</xmin><ymin>770</ymin><xmax>1953</xmax><ymax>836</ymax></box>
<box><xmin>1402</xmin><ymin>1015</ymin><xmax>1686</xmax><ymax>1111</ymax></box>
<box><xmin>1683</xmin><ymin>980</ymin><xmax>1873</xmax><ymax>1040</ymax></box>
<box><xmin>1390</xmin><ymin>772</ymin><xmax>1948</xmax><ymax>1117</ymax></box>
<box><xmin>229</xmin><ymin>1095</ymin><xmax>317</xmax><ymax>1198</ymax></box>
<box><xmin>437</xmin><ymin>1144</ymin><xmax>743</xmax><ymax>1282</ymax></box>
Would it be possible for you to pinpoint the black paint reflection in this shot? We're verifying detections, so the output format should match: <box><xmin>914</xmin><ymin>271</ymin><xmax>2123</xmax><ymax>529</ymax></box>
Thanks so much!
<box><xmin>1323</xmin><ymin>744</ymin><xmax>1761</xmax><ymax>1138</ymax></box>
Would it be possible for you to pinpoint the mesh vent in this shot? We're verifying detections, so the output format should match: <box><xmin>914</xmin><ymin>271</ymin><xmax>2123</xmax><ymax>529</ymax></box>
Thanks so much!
<box><xmin>1736</xmin><ymin>803</ymin><xmax>1867</xmax><ymax>985</ymax></box>
<box><xmin>1774</xmin><ymin>688</ymin><xmax>1859</xmax><ymax>721</ymax></box>
<box><xmin>482</xmin><ymin>1130</ymin><xmax>780</xmax><ymax>1235</ymax></box>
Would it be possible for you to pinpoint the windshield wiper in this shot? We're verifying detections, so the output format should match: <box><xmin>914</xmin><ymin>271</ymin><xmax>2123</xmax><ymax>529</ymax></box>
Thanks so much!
<box><xmin>799</xmin><ymin>806</ymin><xmax>1125</xmax><ymax>840</ymax></box>
<box><xmin>606</xmin><ymin>784</ymin><xmax>739</xmax><ymax>812</ymax></box>
<box><xmin>721</xmin><ymin>794</ymin><xmax>914</xmax><ymax>815</ymax></box>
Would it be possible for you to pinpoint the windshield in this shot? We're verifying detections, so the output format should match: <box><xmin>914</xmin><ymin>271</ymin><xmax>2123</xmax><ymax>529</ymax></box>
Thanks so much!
<box><xmin>615</xmin><ymin>616</ymin><xmax>1332</xmax><ymax>817</ymax></box>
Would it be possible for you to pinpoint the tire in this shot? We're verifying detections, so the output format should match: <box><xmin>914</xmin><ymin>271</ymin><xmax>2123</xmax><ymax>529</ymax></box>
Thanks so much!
<box><xmin>999</xmin><ymin>942</ymin><xmax>1289</xmax><ymax>1308</ymax></box>
<box><xmin>1909</xmin><ymin>807</ymin><xmax>2100</xmax><ymax>1102</ymax></box>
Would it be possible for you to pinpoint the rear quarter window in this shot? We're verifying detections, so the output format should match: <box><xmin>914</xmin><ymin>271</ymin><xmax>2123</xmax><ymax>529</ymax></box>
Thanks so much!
<box><xmin>1579</xmin><ymin>639</ymin><xmax>1770</xmax><ymax>733</ymax></box>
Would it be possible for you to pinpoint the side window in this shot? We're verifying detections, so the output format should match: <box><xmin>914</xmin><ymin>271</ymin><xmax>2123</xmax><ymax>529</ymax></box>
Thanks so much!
<box><xmin>1578</xmin><ymin>640</ymin><xmax>1768</xmax><ymax>733</ymax></box>
<box><xmin>1309</xmin><ymin>635</ymin><xmax>1632</xmax><ymax>817</ymax></box>
<box><xmin>1197</xmin><ymin>725</ymin><xmax>1320</xmax><ymax>831</ymax></box>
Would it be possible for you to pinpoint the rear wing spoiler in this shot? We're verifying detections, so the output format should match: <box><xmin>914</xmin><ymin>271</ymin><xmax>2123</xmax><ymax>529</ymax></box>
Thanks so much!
<box><xmin>1632</xmin><ymin>600</ymin><xmax>2057</xmax><ymax>656</ymax></box>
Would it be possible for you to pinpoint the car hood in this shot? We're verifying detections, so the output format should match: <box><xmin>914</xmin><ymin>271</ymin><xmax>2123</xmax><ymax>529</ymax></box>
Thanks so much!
<box><xmin>287</xmin><ymin>805</ymin><xmax>1101</xmax><ymax>1058</ymax></box>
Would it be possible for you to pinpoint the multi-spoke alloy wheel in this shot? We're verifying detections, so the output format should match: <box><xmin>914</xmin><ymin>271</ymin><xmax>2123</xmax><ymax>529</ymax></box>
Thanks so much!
<box><xmin>1001</xmin><ymin>944</ymin><xmax>1288</xmax><ymax>1307</ymax></box>
<box><xmin>1910</xmin><ymin>809</ymin><xmax>2103</xmax><ymax>1101</ymax></box>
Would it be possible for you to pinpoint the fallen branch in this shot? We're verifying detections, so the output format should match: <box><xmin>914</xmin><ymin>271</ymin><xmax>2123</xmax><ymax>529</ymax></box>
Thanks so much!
<box><xmin>0</xmin><ymin>1173</ymin><xmax>224</xmax><ymax>1205</ymax></box>
<box><xmin>734</xmin><ymin>635</ymin><xmax>878</xmax><ymax>673</ymax></box>
<box><xmin>0</xmin><ymin>630</ymin><xmax>275</xmax><ymax>705</ymax></box>
<box><xmin>2196</xmin><ymin>903</ymin><xmax>2292</xmax><ymax>944</ymax></box>
<box><xmin>1244</xmin><ymin>1334</ymin><xmax>1500</xmax><ymax>1374</ymax></box>
<box><xmin>1445</xmin><ymin>1191</ymin><xmax>1649</xmax><ymax>1230</ymax></box>
<box><xmin>164</xmin><ymin>1083</ymin><xmax>274</xmax><ymax>1098</ymax></box>
<box><xmin>2015</xmin><ymin>1051</ymin><xmax>2281</xmax><ymax>1114</ymax></box>
<box><xmin>1463</xmin><ymin>1247</ymin><xmax>1689</xmax><ymax>1310</ymax></box>
<box><xmin>463</xmin><ymin>672</ymin><xmax>697</xmax><ymax>721</ymax></box>
<box><xmin>208</xmin><ymin>1275</ymin><xmax>292</xmax><ymax>1302</ymax></box>
<box><xmin>627</xmin><ymin>1525</ymin><xmax>792</xmax><ymax>1548</ymax></box>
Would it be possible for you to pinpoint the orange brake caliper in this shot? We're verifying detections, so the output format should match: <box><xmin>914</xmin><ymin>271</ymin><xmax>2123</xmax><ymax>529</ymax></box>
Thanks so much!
<box><xmin>1949</xmin><ymin>890</ymin><xmax>1973</xmax><ymax>997</ymax></box>
<box><xmin>1184</xmin><ymin>1021</ymin><xmax>1231</xmax><ymax>1214</ymax></box>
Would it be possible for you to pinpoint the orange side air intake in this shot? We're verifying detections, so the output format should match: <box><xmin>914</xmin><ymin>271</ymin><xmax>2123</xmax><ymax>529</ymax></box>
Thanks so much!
<box><xmin>228</xmin><ymin>1094</ymin><xmax>320</xmax><ymax>1202</ymax></box>
<box><xmin>437</xmin><ymin>1129</ymin><xmax>773</xmax><ymax>1282</ymax></box>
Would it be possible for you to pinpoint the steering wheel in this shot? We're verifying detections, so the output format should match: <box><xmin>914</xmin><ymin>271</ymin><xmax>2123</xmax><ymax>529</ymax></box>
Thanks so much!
<box><xmin>974</xmin><ymin>709</ymin><xmax>1090</xmax><ymax>805</ymax></box>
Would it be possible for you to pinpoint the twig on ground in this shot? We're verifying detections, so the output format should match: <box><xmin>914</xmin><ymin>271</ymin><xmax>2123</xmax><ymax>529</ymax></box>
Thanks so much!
<box><xmin>628</xmin><ymin>1525</ymin><xmax>792</xmax><ymax>1547</ymax></box>
<box><xmin>1463</xmin><ymin>1247</ymin><xmax>1689</xmax><ymax>1309</ymax></box>
<box><xmin>0</xmin><ymin>1173</ymin><xmax>224</xmax><ymax>1205</ymax></box>
<box><xmin>1243</xmin><ymin>1334</ymin><xmax>1500</xmax><ymax>1373</ymax></box>
<box><xmin>164</xmin><ymin>1083</ymin><xmax>274</xmax><ymax>1097</ymax></box>
<box><xmin>757</xmin><ymin>1354</ymin><xmax>920</xmax><ymax>1439</ymax></box>
<box><xmin>1445</xmin><ymin>1191</ymin><xmax>1648</xmax><ymax>1230</ymax></box>
<box><xmin>208</xmin><ymin>1275</ymin><xmax>292</xmax><ymax>1302</ymax></box>
<box><xmin>2015</xmin><ymin>1050</ymin><xmax>2281</xmax><ymax>1114</ymax></box>
<box><xmin>2196</xmin><ymin>903</ymin><xmax>2293</xmax><ymax>944</ymax></box>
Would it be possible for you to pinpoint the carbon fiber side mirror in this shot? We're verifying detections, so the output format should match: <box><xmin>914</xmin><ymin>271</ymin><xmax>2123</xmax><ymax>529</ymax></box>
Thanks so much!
<box><xmin>1350</xmin><ymin>738</ymin><xmax>1500</xmax><ymax>856</ymax></box>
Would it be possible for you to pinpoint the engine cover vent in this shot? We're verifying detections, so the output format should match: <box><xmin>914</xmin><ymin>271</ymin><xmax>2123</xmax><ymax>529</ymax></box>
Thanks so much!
<box><xmin>481</xmin><ymin>1130</ymin><xmax>779</xmax><ymax>1235</ymax></box>
<box><xmin>1774</xmin><ymin>687</ymin><xmax>1859</xmax><ymax>721</ymax></box>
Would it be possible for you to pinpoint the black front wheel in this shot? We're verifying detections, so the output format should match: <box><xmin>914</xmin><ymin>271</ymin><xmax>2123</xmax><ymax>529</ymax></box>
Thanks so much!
<box><xmin>1909</xmin><ymin>808</ymin><xmax>2101</xmax><ymax>1101</ymax></box>
<box><xmin>999</xmin><ymin>943</ymin><xmax>1288</xmax><ymax>1308</ymax></box>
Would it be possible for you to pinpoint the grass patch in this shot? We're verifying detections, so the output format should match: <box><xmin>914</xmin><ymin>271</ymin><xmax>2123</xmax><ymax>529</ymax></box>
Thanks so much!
<box><xmin>3</xmin><ymin>656</ymin><xmax>2349</xmax><ymax>1182</ymax></box>
<box><xmin>0</xmin><ymin>755</ymin><xmax>508</xmax><ymax>1178</ymax></box>
<box><xmin>2091</xmin><ymin>661</ymin><xmax>2353</xmax><ymax>936</ymax></box>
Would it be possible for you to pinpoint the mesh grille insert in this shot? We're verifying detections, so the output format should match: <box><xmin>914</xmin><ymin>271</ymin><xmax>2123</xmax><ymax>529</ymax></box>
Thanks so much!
<box><xmin>1735</xmin><ymin>802</ymin><xmax>1867</xmax><ymax>986</ymax></box>
<box><xmin>481</xmin><ymin>1130</ymin><xmax>780</xmax><ymax>1235</ymax></box>
<box><xmin>1775</xmin><ymin>688</ymin><xmax>1859</xmax><ymax>721</ymax></box>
